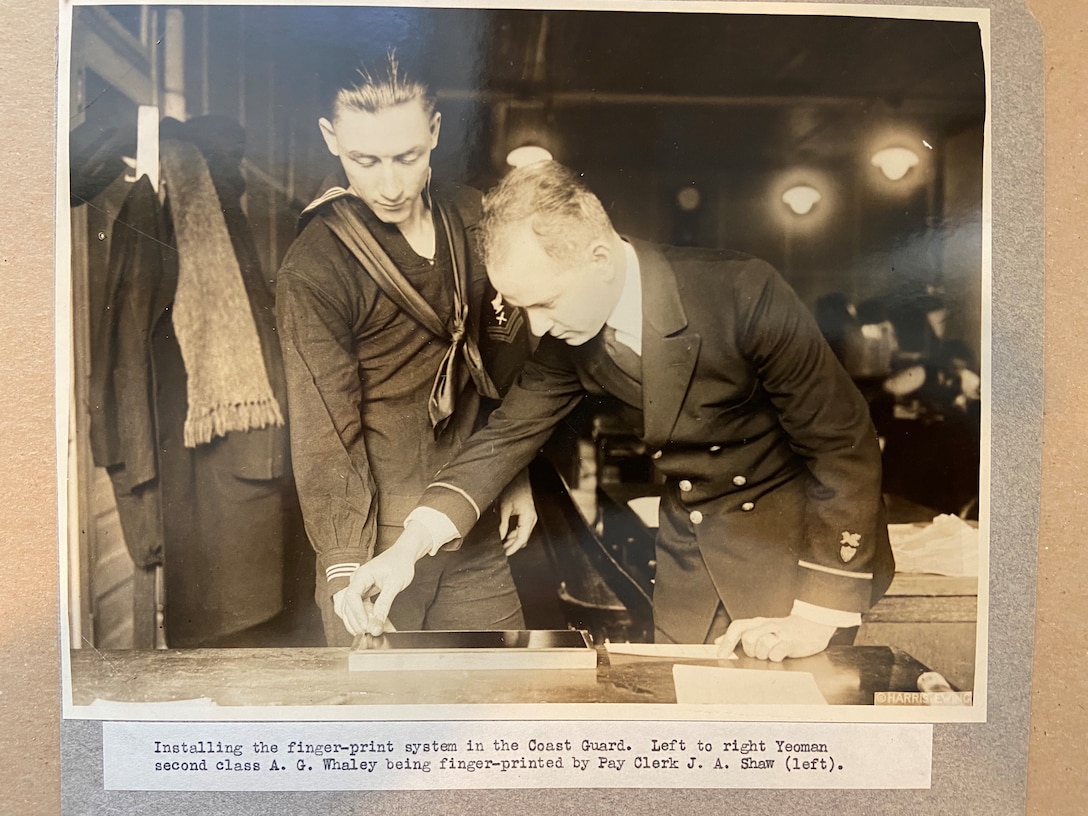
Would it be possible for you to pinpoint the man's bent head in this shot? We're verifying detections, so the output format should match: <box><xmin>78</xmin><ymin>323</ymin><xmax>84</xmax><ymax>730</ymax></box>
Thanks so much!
<box><xmin>481</xmin><ymin>162</ymin><xmax>625</xmax><ymax>345</ymax></box>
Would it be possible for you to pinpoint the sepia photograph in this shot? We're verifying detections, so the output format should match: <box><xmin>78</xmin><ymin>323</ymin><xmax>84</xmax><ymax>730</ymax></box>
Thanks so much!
<box><xmin>61</xmin><ymin>1</ymin><xmax>989</xmax><ymax>722</ymax></box>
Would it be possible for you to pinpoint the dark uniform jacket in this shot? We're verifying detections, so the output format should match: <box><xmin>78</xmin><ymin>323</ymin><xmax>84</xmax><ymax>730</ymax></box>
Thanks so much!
<box><xmin>277</xmin><ymin>180</ymin><xmax>529</xmax><ymax>595</ymax></box>
<box><xmin>419</xmin><ymin>240</ymin><xmax>895</xmax><ymax>643</ymax></box>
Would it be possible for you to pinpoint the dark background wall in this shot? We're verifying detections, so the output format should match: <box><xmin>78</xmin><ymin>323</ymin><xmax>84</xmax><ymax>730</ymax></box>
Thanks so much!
<box><xmin>166</xmin><ymin>6</ymin><xmax>986</xmax><ymax>359</ymax></box>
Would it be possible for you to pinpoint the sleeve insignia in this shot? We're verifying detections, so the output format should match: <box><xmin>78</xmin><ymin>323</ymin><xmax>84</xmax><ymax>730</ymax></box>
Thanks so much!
<box><xmin>486</xmin><ymin>293</ymin><xmax>524</xmax><ymax>343</ymax></box>
<box><xmin>839</xmin><ymin>530</ymin><xmax>861</xmax><ymax>563</ymax></box>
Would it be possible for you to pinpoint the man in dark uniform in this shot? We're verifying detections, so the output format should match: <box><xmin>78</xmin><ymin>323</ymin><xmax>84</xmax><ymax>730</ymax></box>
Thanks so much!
<box><xmin>276</xmin><ymin>56</ymin><xmax>535</xmax><ymax>645</ymax></box>
<box><xmin>337</xmin><ymin>161</ymin><xmax>895</xmax><ymax>662</ymax></box>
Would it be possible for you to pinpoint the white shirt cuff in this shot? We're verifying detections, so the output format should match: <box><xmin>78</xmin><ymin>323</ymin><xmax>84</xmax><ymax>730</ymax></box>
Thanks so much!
<box><xmin>791</xmin><ymin>599</ymin><xmax>862</xmax><ymax>629</ymax></box>
<box><xmin>404</xmin><ymin>507</ymin><xmax>459</xmax><ymax>556</ymax></box>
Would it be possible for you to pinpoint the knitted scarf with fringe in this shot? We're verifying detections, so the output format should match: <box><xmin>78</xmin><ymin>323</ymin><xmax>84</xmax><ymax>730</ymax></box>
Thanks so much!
<box><xmin>160</xmin><ymin>139</ymin><xmax>284</xmax><ymax>447</ymax></box>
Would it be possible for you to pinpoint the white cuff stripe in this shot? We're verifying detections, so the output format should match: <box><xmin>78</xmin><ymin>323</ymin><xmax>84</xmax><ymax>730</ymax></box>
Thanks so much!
<box><xmin>325</xmin><ymin>563</ymin><xmax>360</xmax><ymax>581</ymax></box>
<box><xmin>429</xmin><ymin>482</ymin><xmax>481</xmax><ymax>520</ymax></box>
<box><xmin>797</xmin><ymin>560</ymin><xmax>873</xmax><ymax>580</ymax></box>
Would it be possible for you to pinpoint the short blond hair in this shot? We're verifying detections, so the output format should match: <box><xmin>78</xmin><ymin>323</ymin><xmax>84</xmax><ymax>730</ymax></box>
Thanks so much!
<box><xmin>481</xmin><ymin>162</ymin><xmax>613</xmax><ymax>270</ymax></box>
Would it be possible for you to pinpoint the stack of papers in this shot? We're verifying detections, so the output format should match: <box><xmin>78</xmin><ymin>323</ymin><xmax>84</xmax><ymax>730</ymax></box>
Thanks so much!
<box><xmin>888</xmin><ymin>514</ymin><xmax>979</xmax><ymax>577</ymax></box>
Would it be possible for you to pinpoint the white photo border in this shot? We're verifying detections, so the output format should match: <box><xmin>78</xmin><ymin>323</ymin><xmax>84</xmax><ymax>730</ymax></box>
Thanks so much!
<box><xmin>58</xmin><ymin>0</ymin><xmax>995</xmax><ymax>726</ymax></box>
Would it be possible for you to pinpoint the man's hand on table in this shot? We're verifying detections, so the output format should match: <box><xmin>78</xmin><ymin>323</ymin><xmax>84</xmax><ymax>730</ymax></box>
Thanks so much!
<box><xmin>497</xmin><ymin>468</ymin><xmax>537</xmax><ymax>556</ymax></box>
<box><xmin>332</xmin><ymin>522</ymin><xmax>433</xmax><ymax>636</ymax></box>
<box><xmin>715</xmin><ymin>615</ymin><xmax>836</xmax><ymax>662</ymax></box>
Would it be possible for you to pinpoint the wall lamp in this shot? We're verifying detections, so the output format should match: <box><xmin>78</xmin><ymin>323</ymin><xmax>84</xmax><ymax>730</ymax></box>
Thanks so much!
<box><xmin>781</xmin><ymin>184</ymin><xmax>822</xmax><ymax>216</ymax></box>
<box><xmin>871</xmin><ymin>146</ymin><xmax>920</xmax><ymax>181</ymax></box>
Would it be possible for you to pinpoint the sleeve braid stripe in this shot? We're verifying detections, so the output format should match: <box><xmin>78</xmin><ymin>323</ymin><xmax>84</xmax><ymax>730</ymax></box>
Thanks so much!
<box><xmin>797</xmin><ymin>560</ymin><xmax>873</xmax><ymax>580</ymax></box>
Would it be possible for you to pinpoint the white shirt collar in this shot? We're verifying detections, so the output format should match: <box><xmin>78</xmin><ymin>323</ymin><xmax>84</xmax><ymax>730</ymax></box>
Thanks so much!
<box><xmin>605</xmin><ymin>240</ymin><xmax>643</xmax><ymax>355</ymax></box>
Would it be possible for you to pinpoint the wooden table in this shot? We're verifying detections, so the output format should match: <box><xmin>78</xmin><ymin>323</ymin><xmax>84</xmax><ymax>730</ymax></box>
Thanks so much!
<box><xmin>70</xmin><ymin>645</ymin><xmax>935</xmax><ymax>707</ymax></box>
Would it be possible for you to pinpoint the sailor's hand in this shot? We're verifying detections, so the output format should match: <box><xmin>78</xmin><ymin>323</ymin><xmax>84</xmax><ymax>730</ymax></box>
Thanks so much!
<box><xmin>332</xmin><ymin>524</ymin><xmax>431</xmax><ymax>636</ymax></box>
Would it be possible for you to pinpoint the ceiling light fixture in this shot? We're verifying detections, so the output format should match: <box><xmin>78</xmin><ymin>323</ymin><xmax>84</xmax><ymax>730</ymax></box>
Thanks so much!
<box><xmin>782</xmin><ymin>184</ymin><xmax>822</xmax><ymax>216</ymax></box>
<box><xmin>871</xmin><ymin>146</ymin><xmax>920</xmax><ymax>181</ymax></box>
<box><xmin>506</xmin><ymin>144</ymin><xmax>554</xmax><ymax>168</ymax></box>
<box><xmin>676</xmin><ymin>185</ymin><xmax>702</xmax><ymax>212</ymax></box>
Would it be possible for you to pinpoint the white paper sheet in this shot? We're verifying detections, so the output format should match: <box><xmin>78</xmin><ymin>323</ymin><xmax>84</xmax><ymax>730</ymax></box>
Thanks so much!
<box><xmin>626</xmin><ymin>495</ymin><xmax>662</xmax><ymax>528</ymax></box>
<box><xmin>605</xmin><ymin>642</ymin><xmax>736</xmax><ymax>660</ymax></box>
<box><xmin>672</xmin><ymin>664</ymin><xmax>829</xmax><ymax>705</ymax></box>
